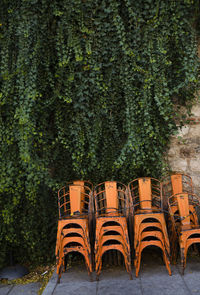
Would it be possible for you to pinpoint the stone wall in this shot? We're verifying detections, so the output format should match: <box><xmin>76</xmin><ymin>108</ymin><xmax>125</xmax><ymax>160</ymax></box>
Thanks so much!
<box><xmin>167</xmin><ymin>41</ymin><xmax>200</xmax><ymax>194</ymax></box>
<box><xmin>167</xmin><ymin>102</ymin><xmax>200</xmax><ymax>194</ymax></box>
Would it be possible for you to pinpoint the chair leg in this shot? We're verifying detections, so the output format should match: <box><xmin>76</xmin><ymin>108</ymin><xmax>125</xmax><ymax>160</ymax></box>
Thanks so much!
<box><xmin>171</xmin><ymin>242</ymin><xmax>178</xmax><ymax>265</ymax></box>
<box><xmin>128</xmin><ymin>262</ymin><xmax>133</xmax><ymax>280</ymax></box>
<box><xmin>57</xmin><ymin>261</ymin><xmax>64</xmax><ymax>283</ymax></box>
<box><xmin>162</xmin><ymin>249</ymin><xmax>171</xmax><ymax>276</ymax></box>
<box><xmin>96</xmin><ymin>260</ymin><xmax>102</xmax><ymax>281</ymax></box>
<box><xmin>84</xmin><ymin>255</ymin><xmax>93</xmax><ymax>280</ymax></box>
<box><xmin>121</xmin><ymin>251</ymin><xmax>132</xmax><ymax>280</ymax></box>
<box><xmin>95</xmin><ymin>253</ymin><xmax>102</xmax><ymax>281</ymax></box>
<box><xmin>134</xmin><ymin>248</ymin><xmax>142</xmax><ymax>277</ymax></box>
<box><xmin>180</xmin><ymin>247</ymin><xmax>186</xmax><ymax>275</ymax></box>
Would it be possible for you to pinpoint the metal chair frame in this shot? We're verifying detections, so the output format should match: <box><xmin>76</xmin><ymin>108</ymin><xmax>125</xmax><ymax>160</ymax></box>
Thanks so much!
<box><xmin>56</xmin><ymin>181</ymin><xmax>93</xmax><ymax>282</ymax></box>
<box><xmin>168</xmin><ymin>192</ymin><xmax>200</xmax><ymax>274</ymax></box>
<box><xmin>128</xmin><ymin>177</ymin><xmax>171</xmax><ymax>277</ymax></box>
<box><xmin>94</xmin><ymin>181</ymin><xmax>132</xmax><ymax>280</ymax></box>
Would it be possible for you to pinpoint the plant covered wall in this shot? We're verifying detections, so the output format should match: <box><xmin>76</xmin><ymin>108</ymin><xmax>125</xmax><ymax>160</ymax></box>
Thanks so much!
<box><xmin>0</xmin><ymin>0</ymin><xmax>199</xmax><ymax>266</ymax></box>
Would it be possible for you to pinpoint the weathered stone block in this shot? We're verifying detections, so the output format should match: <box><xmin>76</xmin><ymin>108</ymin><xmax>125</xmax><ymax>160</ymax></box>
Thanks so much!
<box><xmin>179</xmin><ymin>147</ymin><xmax>196</xmax><ymax>158</ymax></box>
<box><xmin>194</xmin><ymin>145</ymin><xmax>200</xmax><ymax>154</ymax></box>
<box><xmin>188</xmin><ymin>125</ymin><xmax>200</xmax><ymax>137</ymax></box>
<box><xmin>167</xmin><ymin>99</ymin><xmax>200</xmax><ymax>193</ymax></box>
<box><xmin>168</xmin><ymin>145</ymin><xmax>180</xmax><ymax>157</ymax></box>
<box><xmin>168</xmin><ymin>158</ymin><xmax>188</xmax><ymax>172</ymax></box>
<box><xmin>189</xmin><ymin>159</ymin><xmax>200</xmax><ymax>172</ymax></box>
<box><xmin>177</xmin><ymin>126</ymin><xmax>190</xmax><ymax>137</ymax></box>
<box><xmin>191</xmin><ymin>104</ymin><xmax>200</xmax><ymax>117</ymax></box>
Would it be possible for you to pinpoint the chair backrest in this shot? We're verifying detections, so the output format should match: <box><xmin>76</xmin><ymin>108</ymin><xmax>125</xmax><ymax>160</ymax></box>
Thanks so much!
<box><xmin>94</xmin><ymin>181</ymin><xmax>127</xmax><ymax>216</ymax></box>
<box><xmin>58</xmin><ymin>180</ymin><xmax>92</xmax><ymax>218</ymax></box>
<box><xmin>162</xmin><ymin>174</ymin><xmax>193</xmax><ymax>197</ymax></box>
<box><xmin>138</xmin><ymin>178</ymin><xmax>152</xmax><ymax>210</ymax></box>
<box><xmin>69</xmin><ymin>185</ymin><xmax>82</xmax><ymax>215</ymax></box>
<box><xmin>73</xmin><ymin>180</ymin><xmax>86</xmax><ymax>211</ymax></box>
<box><xmin>176</xmin><ymin>193</ymin><xmax>191</xmax><ymax>226</ymax></box>
<box><xmin>105</xmin><ymin>181</ymin><xmax>118</xmax><ymax>214</ymax></box>
<box><xmin>168</xmin><ymin>192</ymin><xmax>200</xmax><ymax>228</ymax></box>
<box><xmin>162</xmin><ymin>173</ymin><xmax>193</xmax><ymax>210</ymax></box>
<box><xmin>171</xmin><ymin>175</ymin><xmax>183</xmax><ymax>195</ymax></box>
<box><xmin>128</xmin><ymin>177</ymin><xmax>162</xmax><ymax>211</ymax></box>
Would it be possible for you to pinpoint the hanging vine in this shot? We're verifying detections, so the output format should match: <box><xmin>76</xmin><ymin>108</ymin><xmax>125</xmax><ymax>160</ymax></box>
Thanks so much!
<box><xmin>0</xmin><ymin>0</ymin><xmax>199</xmax><ymax>266</ymax></box>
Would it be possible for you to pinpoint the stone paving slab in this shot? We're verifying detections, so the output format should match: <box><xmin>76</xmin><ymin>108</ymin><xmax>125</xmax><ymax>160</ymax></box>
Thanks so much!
<box><xmin>58</xmin><ymin>265</ymin><xmax>92</xmax><ymax>282</ymax></box>
<box><xmin>45</xmin><ymin>250</ymin><xmax>200</xmax><ymax>295</ymax></box>
<box><xmin>0</xmin><ymin>285</ymin><xmax>14</xmax><ymax>295</ymax></box>
<box><xmin>97</xmin><ymin>270</ymin><xmax>141</xmax><ymax>295</ymax></box>
<box><xmin>9</xmin><ymin>283</ymin><xmax>41</xmax><ymax>295</ymax></box>
<box><xmin>137</xmin><ymin>251</ymin><xmax>190</xmax><ymax>295</ymax></box>
<box><xmin>2</xmin><ymin>251</ymin><xmax>200</xmax><ymax>295</ymax></box>
<box><xmin>53</xmin><ymin>265</ymin><xmax>97</xmax><ymax>295</ymax></box>
<box><xmin>53</xmin><ymin>282</ymin><xmax>97</xmax><ymax>295</ymax></box>
<box><xmin>140</xmin><ymin>265</ymin><xmax>191</xmax><ymax>295</ymax></box>
<box><xmin>179</xmin><ymin>257</ymin><xmax>200</xmax><ymax>295</ymax></box>
<box><xmin>0</xmin><ymin>282</ymin><xmax>41</xmax><ymax>295</ymax></box>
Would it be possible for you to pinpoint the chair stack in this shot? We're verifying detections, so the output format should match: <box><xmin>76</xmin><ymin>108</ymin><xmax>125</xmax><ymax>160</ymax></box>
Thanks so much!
<box><xmin>55</xmin><ymin>174</ymin><xmax>200</xmax><ymax>280</ymax></box>
<box><xmin>94</xmin><ymin>181</ymin><xmax>132</xmax><ymax>280</ymax></box>
<box><xmin>162</xmin><ymin>174</ymin><xmax>194</xmax><ymax>211</ymax></box>
<box><xmin>55</xmin><ymin>180</ymin><xmax>93</xmax><ymax>282</ymax></box>
<box><xmin>163</xmin><ymin>174</ymin><xmax>200</xmax><ymax>274</ymax></box>
<box><xmin>128</xmin><ymin>177</ymin><xmax>171</xmax><ymax>277</ymax></box>
<box><xmin>162</xmin><ymin>174</ymin><xmax>195</xmax><ymax>263</ymax></box>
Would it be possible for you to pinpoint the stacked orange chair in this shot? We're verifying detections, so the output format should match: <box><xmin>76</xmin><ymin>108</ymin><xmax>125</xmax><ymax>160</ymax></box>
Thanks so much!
<box><xmin>163</xmin><ymin>174</ymin><xmax>200</xmax><ymax>273</ymax></box>
<box><xmin>94</xmin><ymin>181</ymin><xmax>132</xmax><ymax>280</ymax></box>
<box><xmin>168</xmin><ymin>192</ymin><xmax>200</xmax><ymax>274</ymax></box>
<box><xmin>56</xmin><ymin>181</ymin><xmax>93</xmax><ymax>282</ymax></box>
<box><xmin>162</xmin><ymin>174</ymin><xmax>194</xmax><ymax>210</ymax></box>
<box><xmin>128</xmin><ymin>177</ymin><xmax>171</xmax><ymax>277</ymax></box>
<box><xmin>162</xmin><ymin>173</ymin><xmax>196</xmax><ymax>263</ymax></box>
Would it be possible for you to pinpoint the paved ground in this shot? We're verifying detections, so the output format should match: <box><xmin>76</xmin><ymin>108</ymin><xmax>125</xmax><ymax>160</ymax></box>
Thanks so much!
<box><xmin>1</xmin><ymin>250</ymin><xmax>200</xmax><ymax>295</ymax></box>
<box><xmin>44</xmin><ymin>250</ymin><xmax>200</xmax><ymax>295</ymax></box>
<box><xmin>0</xmin><ymin>282</ymin><xmax>41</xmax><ymax>295</ymax></box>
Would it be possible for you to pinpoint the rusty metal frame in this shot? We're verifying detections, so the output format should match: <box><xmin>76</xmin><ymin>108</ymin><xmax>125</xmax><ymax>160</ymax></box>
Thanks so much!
<box><xmin>128</xmin><ymin>177</ymin><xmax>171</xmax><ymax>277</ymax></box>
<box><xmin>168</xmin><ymin>192</ymin><xmax>200</xmax><ymax>274</ymax></box>
<box><xmin>162</xmin><ymin>173</ymin><xmax>198</xmax><ymax>265</ymax></box>
<box><xmin>94</xmin><ymin>181</ymin><xmax>132</xmax><ymax>280</ymax></box>
<box><xmin>56</xmin><ymin>180</ymin><xmax>93</xmax><ymax>282</ymax></box>
<box><xmin>162</xmin><ymin>173</ymin><xmax>193</xmax><ymax>210</ymax></box>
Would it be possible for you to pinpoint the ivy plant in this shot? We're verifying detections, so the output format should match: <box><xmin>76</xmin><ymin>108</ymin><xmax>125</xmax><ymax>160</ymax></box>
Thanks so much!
<box><xmin>0</xmin><ymin>0</ymin><xmax>199</xmax><ymax>266</ymax></box>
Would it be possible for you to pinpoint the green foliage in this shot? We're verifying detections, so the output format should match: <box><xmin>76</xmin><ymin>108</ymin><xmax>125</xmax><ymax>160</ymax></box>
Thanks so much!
<box><xmin>0</xmin><ymin>0</ymin><xmax>199</xmax><ymax>266</ymax></box>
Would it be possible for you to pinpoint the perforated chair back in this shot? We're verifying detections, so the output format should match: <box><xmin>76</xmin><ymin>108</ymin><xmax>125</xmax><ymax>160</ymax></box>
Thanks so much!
<box><xmin>58</xmin><ymin>180</ymin><xmax>93</xmax><ymax>218</ymax></box>
<box><xmin>162</xmin><ymin>174</ymin><xmax>193</xmax><ymax>198</ymax></box>
<box><xmin>168</xmin><ymin>192</ymin><xmax>200</xmax><ymax>227</ymax></box>
<box><xmin>128</xmin><ymin>177</ymin><xmax>162</xmax><ymax>212</ymax></box>
<box><xmin>176</xmin><ymin>193</ymin><xmax>191</xmax><ymax>226</ymax></box>
<box><xmin>94</xmin><ymin>181</ymin><xmax>127</xmax><ymax>217</ymax></box>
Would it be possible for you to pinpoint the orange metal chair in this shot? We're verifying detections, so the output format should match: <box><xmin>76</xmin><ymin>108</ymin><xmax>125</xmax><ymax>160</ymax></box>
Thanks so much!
<box><xmin>168</xmin><ymin>192</ymin><xmax>200</xmax><ymax>274</ymax></box>
<box><xmin>162</xmin><ymin>174</ymin><xmax>193</xmax><ymax>210</ymax></box>
<box><xmin>162</xmin><ymin>174</ymin><xmax>197</xmax><ymax>222</ymax></box>
<box><xmin>128</xmin><ymin>177</ymin><xmax>171</xmax><ymax>277</ymax></box>
<box><xmin>56</xmin><ymin>181</ymin><xmax>93</xmax><ymax>282</ymax></box>
<box><xmin>162</xmin><ymin>173</ymin><xmax>198</xmax><ymax>263</ymax></box>
<box><xmin>94</xmin><ymin>181</ymin><xmax>132</xmax><ymax>280</ymax></box>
